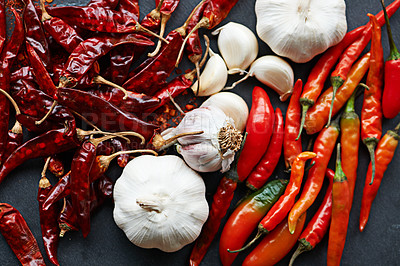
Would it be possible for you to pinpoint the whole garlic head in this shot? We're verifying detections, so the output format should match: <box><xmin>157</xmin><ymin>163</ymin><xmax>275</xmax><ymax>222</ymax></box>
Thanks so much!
<box><xmin>255</xmin><ymin>0</ymin><xmax>347</xmax><ymax>63</ymax></box>
<box><xmin>113</xmin><ymin>155</ymin><xmax>209</xmax><ymax>253</ymax></box>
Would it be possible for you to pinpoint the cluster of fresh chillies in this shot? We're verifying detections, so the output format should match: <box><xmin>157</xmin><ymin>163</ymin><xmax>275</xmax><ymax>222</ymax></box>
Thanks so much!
<box><xmin>0</xmin><ymin>0</ymin><xmax>243</xmax><ymax>264</ymax></box>
<box><xmin>189</xmin><ymin>1</ymin><xmax>400</xmax><ymax>265</ymax></box>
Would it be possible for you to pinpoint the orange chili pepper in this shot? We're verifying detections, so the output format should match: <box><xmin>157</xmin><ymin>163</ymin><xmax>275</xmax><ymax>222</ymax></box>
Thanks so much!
<box><xmin>304</xmin><ymin>52</ymin><xmax>370</xmax><ymax>135</ymax></box>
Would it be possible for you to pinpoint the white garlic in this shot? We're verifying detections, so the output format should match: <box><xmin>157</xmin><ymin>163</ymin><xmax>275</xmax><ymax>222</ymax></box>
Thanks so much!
<box><xmin>113</xmin><ymin>155</ymin><xmax>209</xmax><ymax>253</ymax></box>
<box><xmin>255</xmin><ymin>0</ymin><xmax>347</xmax><ymax>63</ymax></box>
<box><xmin>227</xmin><ymin>55</ymin><xmax>294</xmax><ymax>101</ymax></box>
<box><xmin>201</xmin><ymin>92</ymin><xmax>249</xmax><ymax>132</ymax></box>
<box><xmin>191</xmin><ymin>47</ymin><xmax>228</xmax><ymax>96</ymax></box>
<box><xmin>212</xmin><ymin>22</ymin><xmax>259</xmax><ymax>74</ymax></box>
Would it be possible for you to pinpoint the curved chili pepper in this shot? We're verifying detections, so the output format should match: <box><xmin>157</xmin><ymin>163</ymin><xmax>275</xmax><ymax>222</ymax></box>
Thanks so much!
<box><xmin>288</xmin><ymin>116</ymin><xmax>340</xmax><ymax>234</ymax></box>
<box><xmin>0</xmin><ymin>203</ymin><xmax>46</xmax><ymax>265</ymax></box>
<box><xmin>56</xmin><ymin>88</ymin><xmax>158</xmax><ymax>140</ymax></box>
<box><xmin>304</xmin><ymin>52</ymin><xmax>370</xmax><ymax>135</ymax></box>
<box><xmin>362</xmin><ymin>14</ymin><xmax>384</xmax><ymax>185</ymax></box>
<box><xmin>38</xmin><ymin>161</ymin><xmax>60</xmax><ymax>266</ymax></box>
<box><xmin>327</xmin><ymin>144</ymin><xmax>351</xmax><ymax>266</ymax></box>
<box><xmin>284</xmin><ymin>79</ymin><xmax>303</xmax><ymax>169</ymax></box>
<box><xmin>340</xmin><ymin>86</ymin><xmax>361</xmax><ymax>207</ymax></box>
<box><xmin>243</xmin><ymin>213</ymin><xmax>306</xmax><ymax>266</ymax></box>
<box><xmin>219</xmin><ymin>179</ymin><xmax>288</xmax><ymax>266</ymax></box>
<box><xmin>246</xmin><ymin>108</ymin><xmax>284</xmax><ymax>190</ymax></box>
<box><xmin>237</xmin><ymin>86</ymin><xmax>274</xmax><ymax>181</ymax></box>
<box><xmin>381</xmin><ymin>0</ymin><xmax>400</xmax><ymax>118</ymax></box>
<box><xmin>359</xmin><ymin>122</ymin><xmax>400</xmax><ymax>232</ymax></box>
<box><xmin>298</xmin><ymin>25</ymin><xmax>365</xmax><ymax>139</ymax></box>
<box><xmin>289</xmin><ymin>169</ymin><xmax>334</xmax><ymax>266</ymax></box>
<box><xmin>232</xmin><ymin>152</ymin><xmax>316</xmax><ymax>253</ymax></box>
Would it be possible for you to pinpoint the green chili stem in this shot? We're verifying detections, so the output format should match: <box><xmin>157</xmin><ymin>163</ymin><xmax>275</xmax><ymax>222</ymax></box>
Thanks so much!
<box><xmin>381</xmin><ymin>0</ymin><xmax>400</xmax><ymax>60</ymax></box>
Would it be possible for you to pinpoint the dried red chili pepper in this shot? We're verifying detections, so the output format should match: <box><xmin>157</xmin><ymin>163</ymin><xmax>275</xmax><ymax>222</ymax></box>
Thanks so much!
<box><xmin>0</xmin><ymin>203</ymin><xmax>46</xmax><ymax>265</ymax></box>
<box><xmin>219</xmin><ymin>179</ymin><xmax>288</xmax><ymax>266</ymax></box>
<box><xmin>0</xmin><ymin>0</ymin><xmax>5</xmax><ymax>53</ymax></box>
<box><xmin>362</xmin><ymin>14</ymin><xmax>384</xmax><ymax>185</ymax></box>
<box><xmin>304</xmin><ymin>52</ymin><xmax>370</xmax><ymax>135</ymax></box>
<box><xmin>327</xmin><ymin>144</ymin><xmax>351</xmax><ymax>266</ymax></box>
<box><xmin>289</xmin><ymin>169</ymin><xmax>334</xmax><ymax>266</ymax></box>
<box><xmin>288</xmin><ymin>116</ymin><xmax>340</xmax><ymax>234</ymax></box>
<box><xmin>237</xmin><ymin>86</ymin><xmax>274</xmax><ymax>181</ymax></box>
<box><xmin>381</xmin><ymin>0</ymin><xmax>400</xmax><ymax>118</ymax></box>
<box><xmin>243</xmin><ymin>214</ymin><xmax>306</xmax><ymax>266</ymax></box>
<box><xmin>246</xmin><ymin>108</ymin><xmax>284</xmax><ymax>190</ymax></box>
<box><xmin>231</xmin><ymin>152</ymin><xmax>316</xmax><ymax>253</ymax></box>
<box><xmin>284</xmin><ymin>79</ymin><xmax>303</xmax><ymax>169</ymax></box>
<box><xmin>88</xmin><ymin>0</ymin><xmax>119</xmax><ymax>9</ymax></box>
<box><xmin>38</xmin><ymin>158</ymin><xmax>60</xmax><ymax>266</ymax></box>
<box><xmin>10</xmin><ymin>66</ymin><xmax>35</xmax><ymax>83</ymax></box>
<box><xmin>48</xmin><ymin>156</ymin><xmax>65</xmax><ymax>178</ymax></box>
<box><xmin>359</xmin><ymin>121</ymin><xmax>400</xmax><ymax>232</ymax></box>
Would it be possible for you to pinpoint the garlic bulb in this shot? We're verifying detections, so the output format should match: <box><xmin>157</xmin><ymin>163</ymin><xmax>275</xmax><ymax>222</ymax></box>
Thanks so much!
<box><xmin>212</xmin><ymin>22</ymin><xmax>258</xmax><ymax>74</ymax></box>
<box><xmin>191</xmin><ymin>48</ymin><xmax>228</xmax><ymax>96</ymax></box>
<box><xmin>255</xmin><ymin>0</ymin><xmax>347</xmax><ymax>63</ymax></box>
<box><xmin>227</xmin><ymin>55</ymin><xmax>294</xmax><ymax>101</ymax></box>
<box><xmin>201</xmin><ymin>92</ymin><xmax>249</xmax><ymax>132</ymax></box>
<box><xmin>113</xmin><ymin>155</ymin><xmax>209</xmax><ymax>253</ymax></box>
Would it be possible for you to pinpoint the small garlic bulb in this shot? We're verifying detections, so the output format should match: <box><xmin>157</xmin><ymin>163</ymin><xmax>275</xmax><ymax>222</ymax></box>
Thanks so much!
<box><xmin>227</xmin><ymin>55</ymin><xmax>294</xmax><ymax>101</ymax></box>
<box><xmin>255</xmin><ymin>0</ymin><xmax>347</xmax><ymax>63</ymax></box>
<box><xmin>201</xmin><ymin>92</ymin><xmax>249</xmax><ymax>132</ymax></box>
<box><xmin>191</xmin><ymin>48</ymin><xmax>228</xmax><ymax>96</ymax></box>
<box><xmin>212</xmin><ymin>22</ymin><xmax>259</xmax><ymax>74</ymax></box>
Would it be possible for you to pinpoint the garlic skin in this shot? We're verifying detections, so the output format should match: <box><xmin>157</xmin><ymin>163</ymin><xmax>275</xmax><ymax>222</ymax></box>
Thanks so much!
<box><xmin>191</xmin><ymin>48</ymin><xmax>228</xmax><ymax>96</ymax></box>
<box><xmin>201</xmin><ymin>92</ymin><xmax>249</xmax><ymax>132</ymax></box>
<box><xmin>212</xmin><ymin>22</ymin><xmax>259</xmax><ymax>74</ymax></box>
<box><xmin>113</xmin><ymin>155</ymin><xmax>209</xmax><ymax>253</ymax></box>
<box><xmin>255</xmin><ymin>0</ymin><xmax>347</xmax><ymax>63</ymax></box>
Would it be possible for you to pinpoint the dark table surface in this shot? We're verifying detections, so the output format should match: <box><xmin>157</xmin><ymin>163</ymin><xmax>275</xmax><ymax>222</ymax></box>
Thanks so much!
<box><xmin>1</xmin><ymin>0</ymin><xmax>400</xmax><ymax>265</ymax></box>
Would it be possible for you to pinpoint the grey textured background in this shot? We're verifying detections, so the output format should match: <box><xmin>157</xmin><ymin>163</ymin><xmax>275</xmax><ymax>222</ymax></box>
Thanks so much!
<box><xmin>1</xmin><ymin>0</ymin><xmax>400</xmax><ymax>265</ymax></box>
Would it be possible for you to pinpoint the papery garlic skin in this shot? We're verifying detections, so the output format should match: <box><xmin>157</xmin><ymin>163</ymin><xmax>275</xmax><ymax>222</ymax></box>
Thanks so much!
<box><xmin>212</xmin><ymin>22</ymin><xmax>259</xmax><ymax>74</ymax></box>
<box><xmin>191</xmin><ymin>48</ymin><xmax>228</xmax><ymax>96</ymax></box>
<box><xmin>201</xmin><ymin>92</ymin><xmax>249</xmax><ymax>132</ymax></box>
<box><xmin>113</xmin><ymin>155</ymin><xmax>209</xmax><ymax>253</ymax></box>
<box><xmin>255</xmin><ymin>0</ymin><xmax>347</xmax><ymax>63</ymax></box>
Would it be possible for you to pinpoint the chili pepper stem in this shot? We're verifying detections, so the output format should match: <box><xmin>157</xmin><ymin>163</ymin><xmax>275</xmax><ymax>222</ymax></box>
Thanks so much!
<box><xmin>71</xmin><ymin>110</ymin><xmax>102</xmax><ymax>131</ymax></box>
<box><xmin>92</xmin><ymin>75</ymin><xmax>129</xmax><ymax>100</ymax></box>
<box><xmin>99</xmin><ymin>149</ymin><xmax>158</xmax><ymax>170</ymax></box>
<box><xmin>364</xmin><ymin>139</ymin><xmax>378</xmax><ymax>185</ymax></box>
<box><xmin>39</xmin><ymin>0</ymin><xmax>52</xmax><ymax>22</ymax></box>
<box><xmin>289</xmin><ymin>242</ymin><xmax>309</xmax><ymax>266</ymax></box>
<box><xmin>297</xmin><ymin>101</ymin><xmax>312</xmax><ymax>140</ymax></box>
<box><xmin>152</xmin><ymin>131</ymin><xmax>204</xmax><ymax>151</ymax></box>
<box><xmin>148</xmin><ymin>13</ymin><xmax>171</xmax><ymax>57</ymax></box>
<box><xmin>327</xmin><ymin>77</ymin><xmax>344</xmax><ymax>127</ymax></box>
<box><xmin>227</xmin><ymin>229</ymin><xmax>266</xmax><ymax>253</ymax></box>
<box><xmin>35</xmin><ymin>100</ymin><xmax>57</xmax><ymax>125</ymax></box>
<box><xmin>39</xmin><ymin>157</ymin><xmax>52</xmax><ymax>189</ymax></box>
<box><xmin>0</xmin><ymin>88</ymin><xmax>23</xmax><ymax>135</ymax></box>
<box><xmin>76</xmin><ymin>129</ymin><xmax>145</xmax><ymax>144</ymax></box>
<box><xmin>381</xmin><ymin>0</ymin><xmax>400</xmax><ymax>60</ymax></box>
<box><xmin>136</xmin><ymin>22</ymin><xmax>169</xmax><ymax>43</ymax></box>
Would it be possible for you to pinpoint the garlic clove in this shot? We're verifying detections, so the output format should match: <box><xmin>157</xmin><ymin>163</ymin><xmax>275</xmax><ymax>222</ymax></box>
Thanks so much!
<box><xmin>201</xmin><ymin>92</ymin><xmax>249</xmax><ymax>132</ymax></box>
<box><xmin>191</xmin><ymin>48</ymin><xmax>228</xmax><ymax>96</ymax></box>
<box><xmin>212</xmin><ymin>22</ymin><xmax>259</xmax><ymax>74</ymax></box>
<box><xmin>255</xmin><ymin>0</ymin><xmax>347</xmax><ymax>63</ymax></box>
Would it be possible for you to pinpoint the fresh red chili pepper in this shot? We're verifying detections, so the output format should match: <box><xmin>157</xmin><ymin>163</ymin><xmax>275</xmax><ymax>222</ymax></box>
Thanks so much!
<box><xmin>381</xmin><ymin>0</ymin><xmax>400</xmax><ymax>119</ymax></box>
<box><xmin>38</xmin><ymin>158</ymin><xmax>60</xmax><ymax>266</ymax></box>
<box><xmin>237</xmin><ymin>86</ymin><xmax>274</xmax><ymax>181</ymax></box>
<box><xmin>56</xmin><ymin>87</ymin><xmax>158</xmax><ymax>140</ymax></box>
<box><xmin>289</xmin><ymin>169</ymin><xmax>334</xmax><ymax>266</ymax></box>
<box><xmin>243</xmin><ymin>213</ymin><xmax>307</xmax><ymax>266</ymax></box>
<box><xmin>219</xmin><ymin>179</ymin><xmax>288</xmax><ymax>266</ymax></box>
<box><xmin>284</xmin><ymin>79</ymin><xmax>303</xmax><ymax>169</ymax></box>
<box><xmin>304</xmin><ymin>52</ymin><xmax>370</xmax><ymax>135</ymax></box>
<box><xmin>288</xmin><ymin>116</ymin><xmax>340</xmax><ymax>234</ymax></box>
<box><xmin>246</xmin><ymin>108</ymin><xmax>284</xmax><ymax>190</ymax></box>
<box><xmin>327</xmin><ymin>144</ymin><xmax>351</xmax><ymax>266</ymax></box>
<box><xmin>232</xmin><ymin>152</ymin><xmax>315</xmax><ymax>253</ymax></box>
<box><xmin>359</xmin><ymin>121</ymin><xmax>400</xmax><ymax>232</ymax></box>
<box><xmin>0</xmin><ymin>203</ymin><xmax>46</xmax><ymax>265</ymax></box>
<box><xmin>340</xmin><ymin>85</ymin><xmax>361</xmax><ymax>207</ymax></box>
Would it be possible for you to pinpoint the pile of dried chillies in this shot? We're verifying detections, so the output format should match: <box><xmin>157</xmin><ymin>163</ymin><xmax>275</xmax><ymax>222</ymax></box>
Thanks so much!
<box><xmin>0</xmin><ymin>0</ymin><xmax>400</xmax><ymax>265</ymax></box>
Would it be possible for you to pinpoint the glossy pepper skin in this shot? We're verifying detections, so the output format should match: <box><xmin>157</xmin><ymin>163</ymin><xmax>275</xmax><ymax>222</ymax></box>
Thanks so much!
<box><xmin>362</xmin><ymin>14</ymin><xmax>384</xmax><ymax>185</ymax></box>
<box><xmin>0</xmin><ymin>203</ymin><xmax>46</xmax><ymax>265</ymax></box>
<box><xmin>359</xmin><ymin>123</ymin><xmax>400</xmax><ymax>232</ymax></box>
<box><xmin>327</xmin><ymin>144</ymin><xmax>351</xmax><ymax>266</ymax></box>
<box><xmin>243</xmin><ymin>214</ymin><xmax>306</xmax><ymax>266</ymax></box>
<box><xmin>288</xmin><ymin>116</ymin><xmax>340</xmax><ymax>234</ymax></box>
<box><xmin>290</xmin><ymin>169</ymin><xmax>334</xmax><ymax>266</ymax></box>
<box><xmin>237</xmin><ymin>86</ymin><xmax>274</xmax><ymax>181</ymax></box>
<box><xmin>305</xmin><ymin>53</ymin><xmax>370</xmax><ymax>135</ymax></box>
<box><xmin>246</xmin><ymin>108</ymin><xmax>284</xmax><ymax>190</ymax></box>
<box><xmin>284</xmin><ymin>79</ymin><xmax>303</xmax><ymax>169</ymax></box>
<box><xmin>219</xmin><ymin>179</ymin><xmax>288</xmax><ymax>266</ymax></box>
